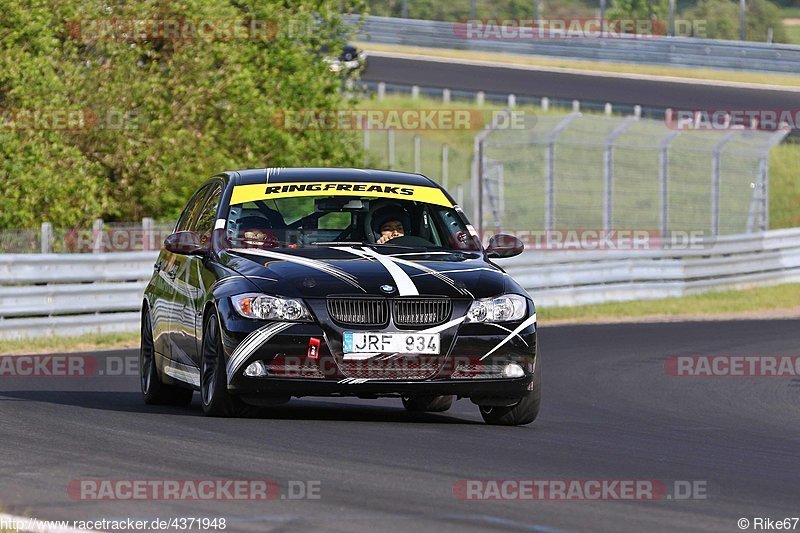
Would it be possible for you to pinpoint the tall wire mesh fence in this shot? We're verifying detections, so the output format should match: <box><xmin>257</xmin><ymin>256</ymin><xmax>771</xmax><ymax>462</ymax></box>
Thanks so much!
<box><xmin>476</xmin><ymin>112</ymin><xmax>788</xmax><ymax>236</ymax></box>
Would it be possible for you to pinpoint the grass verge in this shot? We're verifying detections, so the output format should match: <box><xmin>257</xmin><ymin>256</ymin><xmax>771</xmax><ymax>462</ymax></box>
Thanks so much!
<box><xmin>0</xmin><ymin>331</ymin><xmax>139</xmax><ymax>355</ymax></box>
<box><xmin>357</xmin><ymin>42</ymin><xmax>800</xmax><ymax>88</ymax></box>
<box><xmin>539</xmin><ymin>283</ymin><xmax>800</xmax><ymax>323</ymax></box>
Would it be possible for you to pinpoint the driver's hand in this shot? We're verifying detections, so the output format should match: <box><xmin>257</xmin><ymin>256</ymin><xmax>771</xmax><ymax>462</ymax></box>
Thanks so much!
<box><xmin>376</xmin><ymin>234</ymin><xmax>390</xmax><ymax>244</ymax></box>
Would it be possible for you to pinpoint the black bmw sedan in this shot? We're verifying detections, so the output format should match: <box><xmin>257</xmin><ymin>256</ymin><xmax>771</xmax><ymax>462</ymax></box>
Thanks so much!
<box><xmin>141</xmin><ymin>168</ymin><xmax>540</xmax><ymax>425</ymax></box>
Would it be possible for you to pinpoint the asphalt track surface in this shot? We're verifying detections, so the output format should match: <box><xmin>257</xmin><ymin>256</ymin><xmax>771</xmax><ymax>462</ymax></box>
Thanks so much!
<box><xmin>1</xmin><ymin>319</ymin><xmax>799</xmax><ymax>532</ymax></box>
<box><xmin>361</xmin><ymin>55</ymin><xmax>800</xmax><ymax>110</ymax></box>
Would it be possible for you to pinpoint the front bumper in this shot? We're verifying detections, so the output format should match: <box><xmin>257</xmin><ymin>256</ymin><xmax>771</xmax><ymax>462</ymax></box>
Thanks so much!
<box><xmin>217</xmin><ymin>298</ymin><xmax>537</xmax><ymax>399</ymax></box>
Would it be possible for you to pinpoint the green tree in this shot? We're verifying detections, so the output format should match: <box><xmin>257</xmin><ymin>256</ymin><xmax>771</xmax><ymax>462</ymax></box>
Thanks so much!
<box><xmin>684</xmin><ymin>0</ymin><xmax>788</xmax><ymax>41</ymax></box>
<box><xmin>0</xmin><ymin>0</ymin><xmax>366</xmax><ymax>229</ymax></box>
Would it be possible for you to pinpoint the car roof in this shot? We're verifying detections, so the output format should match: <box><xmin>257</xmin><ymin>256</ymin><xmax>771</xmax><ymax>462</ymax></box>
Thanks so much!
<box><xmin>231</xmin><ymin>168</ymin><xmax>440</xmax><ymax>188</ymax></box>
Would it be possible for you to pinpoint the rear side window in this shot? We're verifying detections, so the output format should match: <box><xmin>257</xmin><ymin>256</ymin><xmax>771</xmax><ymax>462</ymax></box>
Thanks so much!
<box><xmin>191</xmin><ymin>183</ymin><xmax>223</xmax><ymax>243</ymax></box>
<box><xmin>175</xmin><ymin>185</ymin><xmax>210</xmax><ymax>232</ymax></box>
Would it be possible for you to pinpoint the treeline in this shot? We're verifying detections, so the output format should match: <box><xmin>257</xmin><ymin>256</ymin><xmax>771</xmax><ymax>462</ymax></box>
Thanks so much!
<box><xmin>0</xmin><ymin>1</ymin><xmax>365</xmax><ymax>229</ymax></box>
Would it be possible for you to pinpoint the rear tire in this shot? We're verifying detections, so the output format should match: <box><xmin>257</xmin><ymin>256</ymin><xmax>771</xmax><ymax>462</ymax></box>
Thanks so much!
<box><xmin>401</xmin><ymin>395</ymin><xmax>454</xmax><ymax>412</ymax></box>
<box><xmin>140</xmin><ymin>307</ymin><xmax>193</xmax><ymax>406</ymax></box>
<box><xmin>200</xmin><ymin>310</ymin><xmax>251</xmax><ymax>417</ymax></box>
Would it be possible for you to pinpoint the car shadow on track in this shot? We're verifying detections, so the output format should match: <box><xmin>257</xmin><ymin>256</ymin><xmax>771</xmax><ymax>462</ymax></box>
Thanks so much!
<box><xmin>0</xmin><ymin>391</ymin><xmax>483</xmax><ymax>424</ymax></box>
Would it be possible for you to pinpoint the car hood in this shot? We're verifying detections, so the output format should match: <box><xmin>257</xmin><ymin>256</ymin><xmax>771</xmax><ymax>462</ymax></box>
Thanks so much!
<box><xmin>220</xmin><ymin>246</ymin><xmax>506</xmax><ymax>299</ymax></box>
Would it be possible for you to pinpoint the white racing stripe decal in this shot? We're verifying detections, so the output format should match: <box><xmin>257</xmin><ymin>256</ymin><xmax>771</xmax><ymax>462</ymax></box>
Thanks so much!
<box><xmin>486</xmin><ymin>323</ymin><xmax>530</xmax><ymax>348</ymax></box>
<box><xmin>419</xmin><ymin>316</ymin><xmax>465</xmax><ymax>334</ymax></box>
<box><xmin>354</xmin><ymin>247</ymin><xmax>419</xmax><ymax>296</ymax></box>
<box><xmin>479</xmin><ymin>313</ymin><xmax>537</xmax><ymax>361</ymax></box>
<box><xmin>382</xmin><ymin>255</ymin><xmax>472</xmax><ymax>297</ymax></box>
<box><xmin>226</xmin><ymin>322</ymin><xmax>293</xmax><ymax>382</ymax></box>
<box><xmin>229</xmin><ymin>248</ymin><xmax>366</xmax><ymax>293</ymax></box>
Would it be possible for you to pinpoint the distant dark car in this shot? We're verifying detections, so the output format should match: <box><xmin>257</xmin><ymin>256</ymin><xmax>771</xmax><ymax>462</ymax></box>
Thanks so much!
<box><xmin>140</xmin><ymin>168</ymin><xmax>540</xmax><ymax>425</ymax></box>
<box><xmin>323</xmin><ymin>44</ymin><xmax>366</xmax><ymax>73</ymax></box>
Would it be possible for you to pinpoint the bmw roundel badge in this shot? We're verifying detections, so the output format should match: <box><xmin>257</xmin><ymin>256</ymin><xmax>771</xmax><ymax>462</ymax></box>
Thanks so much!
<box><xmin>380</xmin><ymin>284</ymin><xmax>395</xmax><ymax>293</ymax></box>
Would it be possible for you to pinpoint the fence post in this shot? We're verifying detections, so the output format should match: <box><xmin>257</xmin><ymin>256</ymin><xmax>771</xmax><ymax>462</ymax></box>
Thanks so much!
<box><xmin>507</xmin><ymin>94</ymin><xmax>516</xmax><ymax>108</ymax></box>
<box><xmin>477</xmin><ymin>139</ymin><xmax>484</xmax><ymax>230</ymax></box>
<box><xmin>377</xmin><ymin>82</ymin><xmax>385</xmax><ymax>101</ymax></box>
<box><xmin>40</xmin><ymin>222</ymin><xmax>53</xmax><ymax>254</ymax></box>
<box><xmin>442</xmin><ymin>88</ymin><xmax>451</xmax><ymax>103</ymax></box>
<box><xmin>92</xmin><ymin>218</ymin><xmax>104</xmax><ymax>254</ymax></box>
<box><xmin>456</xmin><ymin>185</ymin><xmax>464</xmax><ymax>206</ymax></box>
<box><xmin>711</xmin><ymin>132</ymin><xmax>738</xmax><ymax>236</ymax></box>
<box><xmin>604</xmin><ymin>103</ymin><xmax>612</xmax><ymax>115</ymax></box>
<box><xmin>541</xmin><ymin>97</ymin><xmax>549</xmax><ymax>112</ymax></box>
<box><xmin>659</xmin><ymin>131</ymin><xmax>680</xmax><ymax>238</ymax></box>
<box><xmin>363</xmin><ymin>127</ymin><xmax>370</xmax><ymax>167</ymax></box>
<box><xmin>414</xmin><ymin>134</ymin><xmax>421</xmax><ymax>173</ymax></box>
<box><xmin>142</xmin><ymin>217</ymin><xmax>154</xmax><ymax>251</ymax></box>
<box><xmin>572</xmin><ymin>100</ymin><xmax>580</xmax><ymax>112</ymax></box>
<box><xmin>441</xmin><ymin>143</ymin><xmax>449</xmax><ymax>188</ymax></box>
<box><xmin>543</xmin><ymin>113</ymin><xmax>581</xmax><ymax>231</ymax></box>
<box><xmin>388</xmin><ymin>128</ymin><xmax>395</xmax><ymax>170</ymax></box>
<box><xmin>411</xmin><ymin>85</ymin><xmax>419</xmax><ymax>100</ymax></box>
<box><xmin>476</xmin><ymin>91</ymin><xmax>485</xmax><ymax>106</ymax></box>
<box><xmin>603</xmin><ymin>115</ymin><xmax>638</xmax><ymax>231</ymax></box>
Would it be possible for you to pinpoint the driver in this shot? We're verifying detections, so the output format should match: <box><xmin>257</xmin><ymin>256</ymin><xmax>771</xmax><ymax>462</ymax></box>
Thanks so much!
<box><xmin>371</xmin><ymin>205</ymin><xmax>411</xmax><ymax>244</ymax></box>
<box><xmin>237</xmin><ymin>216</ymin><xmax>279</xmax><ymax>248</ymax></box>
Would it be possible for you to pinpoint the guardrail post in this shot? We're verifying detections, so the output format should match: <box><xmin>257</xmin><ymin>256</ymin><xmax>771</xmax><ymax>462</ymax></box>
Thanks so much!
<box><xmin>388</xmin><ymin>128</ymin><xmax>395</xmax><ymax>170</ymax></box>
<box><xmin>377</xmin><ymin>82</ymin><xmax>385</xmax><ymax>101</ymax></box>
<box><xmin>92</xmin><ymin>218</ymin><xmax>104</xmax><ymax>254</ymax></box>
<box><xmin>710</xmin><ymin>131</ymin><xmax>738</xmax><ymax>236</ymax></box>
<box><xmin>411</xmin><ymin>85</ymin><xmax>419</xmax><ymax>100</ymax></box>
<box><xmin>142</xmin><ymin>217</ymin><xmax>154</xmax><ymax>251</ymax></box>
<box><xmin>40</xmin><ymin>222</ymin><xmax>53</xmax><ymax>254</ymax></box>
<box><xmin>541</xmin><ymin>97</ymin><xmax>549</xmax><ymax>112</ymax></box>
<box><xmin>603</xmin><ymin>115</ymin><xmax>638</xmax><ymax>231</ymax></box>
<box><xmin>413</xmin><ymin>134</ymin><xmax>421</xmax><ymax>173</ymax></box>
<box><xmin>442</xmin><ymin>88</ymin><xmax>451</xmax><ymax>103</ymax></box>
<box><xmin>572</xmin><ymin>100</ymin><xmax>580</xmax><ymax>112</ymax></box>
<box><xmin>507</xmin><ymin>94</ymin><xmax>516</xmax><ymax>108</ymax></box>
<box><xmin>543</xmin><ymin>112</ymin><xmax>581</xmax><ymax>231</ymax></box>
<box><xmin>634</xmin><ymin>105</ymin><xmax>642</xmax><ymax>118</ymax></box>
<box><xmin>604</xmin><ymin>103</ymin><xmax>612</xmax><ymax>116</ymax></box>
<box><xmin>659</xmin><ymin>131</ymin><xmax>681</xmax><ymax>238</ymax></box>
<box><xmin>441</xmin><ymin>143</ymin><xmax>449</xmax><ymax>188</ymax></box>
<box><xmin>476</xmin><ymin>91</ymin><xmax>485</xmax><ymax>106</ymax></box>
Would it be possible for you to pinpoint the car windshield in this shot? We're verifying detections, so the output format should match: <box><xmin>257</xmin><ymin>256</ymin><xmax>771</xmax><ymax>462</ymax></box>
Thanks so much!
<box><xmin>225</xmin><ymin>194</ymin><xmax>482</xmax><ymax>252</ymax></box>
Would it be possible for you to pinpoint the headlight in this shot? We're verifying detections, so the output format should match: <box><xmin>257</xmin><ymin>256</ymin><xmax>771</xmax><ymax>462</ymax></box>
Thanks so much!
<box><xmin>231</xmin><ymin>293</ymin><xmax>312</xmax><ymax>322</ymax></box>
<box><xmin>465</xmin><ymin>294</ymin><xmax>528</xmax><ymax>323</ymax></box>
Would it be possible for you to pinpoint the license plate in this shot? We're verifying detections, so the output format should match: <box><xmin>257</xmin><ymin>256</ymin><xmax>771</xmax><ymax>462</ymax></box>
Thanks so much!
<box><xmin>343</xmin><ymin>332</ymin><xmax>440</xmax><ymax>355</ymax></box>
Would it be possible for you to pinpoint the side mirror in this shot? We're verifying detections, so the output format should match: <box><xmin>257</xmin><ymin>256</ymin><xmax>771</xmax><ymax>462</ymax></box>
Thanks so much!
<box><xmin>485</xmin><ymin>233</ymin><xmax>524</xmax><ymax>258</ymax></box>
<box><xmin>164</xmin><ymin>231</ymin><xmax>206</xmax><ymax>255</ymax></box>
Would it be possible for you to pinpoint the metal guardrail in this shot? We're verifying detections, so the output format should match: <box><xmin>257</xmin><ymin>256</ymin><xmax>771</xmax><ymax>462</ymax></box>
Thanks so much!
<box><xmin>1</xmin><ymin>228</ymin><xmax>799</xmax><ymax>339</ymax></box>
<box><xmin>501</xmin><ymin>227</ymin><xmax>800</xmax><ymax>307</ymax></box>
<box><xmin>352</xmin><ymin>15</ymin><xmax>800</xmax><ymax>74</ymax></box>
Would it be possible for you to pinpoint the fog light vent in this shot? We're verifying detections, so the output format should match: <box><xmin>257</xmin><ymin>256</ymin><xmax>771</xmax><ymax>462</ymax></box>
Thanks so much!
<box><xmin>244</xmin><ymin>361</ymin><xmax>268</xmax><ymax>377</ymax></box>
<box><xmin>502</xmin><ymin>363</ymin><xmax>525</xmax><ymax>379</ymax></box>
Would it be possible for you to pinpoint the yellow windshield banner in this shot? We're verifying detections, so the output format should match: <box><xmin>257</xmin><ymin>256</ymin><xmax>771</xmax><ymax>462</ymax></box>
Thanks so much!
<box><xmin>229</xmin><ymin>181</ymin><xmax>453</xmax><ymax>207</ymax></box>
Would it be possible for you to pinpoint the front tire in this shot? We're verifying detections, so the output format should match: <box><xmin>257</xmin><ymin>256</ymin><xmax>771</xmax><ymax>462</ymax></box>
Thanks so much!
<box><xmin>401</xmin><ymin>395</ymin><xmax>454</xmax><ymax>412</ymax></box>
<box><xmin>200</xmin><ymin>310</ymin><xmax>250</xmax><ymax>417</ymax></box>
<box><xmin>140</xmin><ymin>307</ymin><xmax>193</xmax><ymax>406</ymax></box>
<box><xmin>479</xmin><ymin>359</ymin><xmax>541</xmax><ymax>426</ymax></box>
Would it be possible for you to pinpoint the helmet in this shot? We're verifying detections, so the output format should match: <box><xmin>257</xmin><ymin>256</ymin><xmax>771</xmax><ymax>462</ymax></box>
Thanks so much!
<box><xmin>367</xmin><ymin>203</ymin><xmax>411</xmax><ymax>242</ymax></box>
